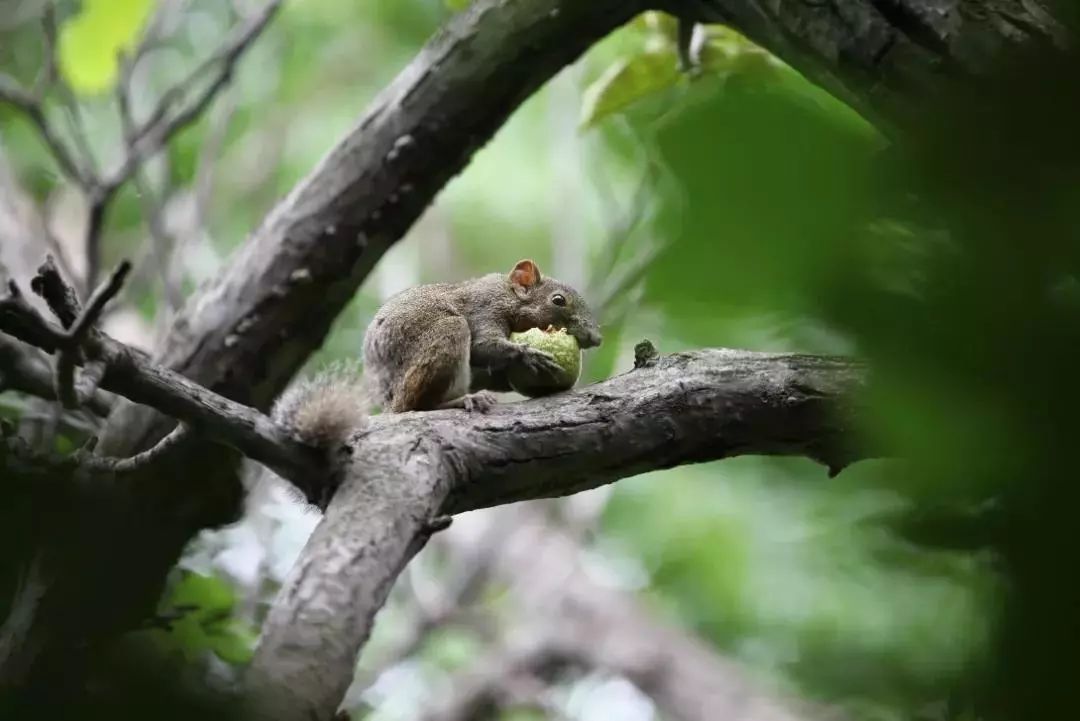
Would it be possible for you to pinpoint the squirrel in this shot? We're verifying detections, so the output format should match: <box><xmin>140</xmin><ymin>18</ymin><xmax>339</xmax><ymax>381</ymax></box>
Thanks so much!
<box><xmin>271</xmin><ymin>259</ymin><xmax>603</xmax><ymax>452</ymax></box>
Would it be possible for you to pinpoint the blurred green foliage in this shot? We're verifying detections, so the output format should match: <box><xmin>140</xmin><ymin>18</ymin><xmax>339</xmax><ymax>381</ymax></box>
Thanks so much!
<box><xmin>132</xmin><ymin>570</ymin><xmax>258</xmax><ymax>666</ymax></box>
<box><xmin>59</xmin><ymin>0</ymin><xmax>153</xmax><ymax>94</ymax></box>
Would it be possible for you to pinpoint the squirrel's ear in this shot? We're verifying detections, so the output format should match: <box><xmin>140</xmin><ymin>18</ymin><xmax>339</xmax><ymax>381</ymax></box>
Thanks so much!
<box><xmin>509</xmin><ymin>259</ymin><xmax>542</xmax><ymax>296</ymax></box>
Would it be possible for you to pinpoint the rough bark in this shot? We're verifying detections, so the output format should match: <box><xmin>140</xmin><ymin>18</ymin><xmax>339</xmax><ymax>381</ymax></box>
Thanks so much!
<box><xmin>670</xmin><ymin>0</ymin><xmax>1066</xmax><ymax>133</ymax></box>
<box><xmin>244</xmin><ymin>432</ymin><xmax>451</xmax><ymax>721</ymax></box>
<box><xmin>245</xmin><ymin>349</ymin><xmax>866</xmax><ymax>720</ymax></box>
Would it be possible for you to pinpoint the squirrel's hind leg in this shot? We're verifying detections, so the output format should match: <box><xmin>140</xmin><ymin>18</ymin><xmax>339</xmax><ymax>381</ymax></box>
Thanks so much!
<box><xmin>392</xmin><ymin>316</ymin><xmax>476</xmax><ymax>412</ymax></box>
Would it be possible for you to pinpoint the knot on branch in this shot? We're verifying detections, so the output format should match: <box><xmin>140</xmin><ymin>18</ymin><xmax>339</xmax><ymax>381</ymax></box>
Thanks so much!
<box><xmin>633</xmin><ymin>339</ymin><xmax>659</xmax><ymax>369</ymax></box>
<box><xmin>29</xmin><ymin>256</ymin><xmax>81</xmax><ymax>328</ymax></box>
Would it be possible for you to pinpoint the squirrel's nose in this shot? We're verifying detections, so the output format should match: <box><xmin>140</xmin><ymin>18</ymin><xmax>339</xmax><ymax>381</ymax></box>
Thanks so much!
<box><xmin>582</xmin><ymin>327</ymin><xmax>603</xmax><ymax>349</ymax></box>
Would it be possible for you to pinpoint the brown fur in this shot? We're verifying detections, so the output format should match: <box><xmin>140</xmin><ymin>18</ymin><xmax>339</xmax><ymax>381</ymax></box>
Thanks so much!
<box><xmin>272</xmin><ymin>360</ymin><xmax>368</xmax><ymax>447</ymax></box>
<box><xmin>363</xmin><ymin>259</ymin><xmax>602</xmax><ymax>415</ymax></box>
<box><xmin>392</xmin><ymin>316</ymin><xmax>471</xmax><ymax>411</ymax></box>
<box><xmin>275</xmin><ymin>260</ymin><xmax>602</xmax><ymax>452</ymax></box>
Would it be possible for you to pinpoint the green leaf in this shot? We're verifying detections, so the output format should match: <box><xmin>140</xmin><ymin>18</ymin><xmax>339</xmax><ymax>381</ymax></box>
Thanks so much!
<box><xmin>169</xmin><ymin>613</ymin><xmax>211</xmax><ymax>662</ymax></box>
<box><xmin>140</xmin><ymin>571</ymin><xmax>257</xmax><ymax>665</ymax></box>
<box><xmin>59</xmin><ymin>0</ymin><xmax>154</xmax><ymax>95</ymax></box>
<box><xmin>205</xmin><ymin>620</ymin><xmax>258</xmax><ymax>665</ymax></box>
<box><xmin>445</xmin><ymin>0</ymin><xmax>471</xmax><ymax>10</ymax></box>
<box><xmin>580</xmin><ymin>49</ymin><xmax>683</xmax><ymax>129</ymax></box>
<box><xmin>165</xmin><ymin>571</ymin><xmax>236</xmax><ymax>616</ymax></box>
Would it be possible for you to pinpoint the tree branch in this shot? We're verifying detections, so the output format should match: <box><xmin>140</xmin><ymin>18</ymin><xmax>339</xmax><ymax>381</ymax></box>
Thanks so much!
<box><xmin>57</xmin><ymin>0</ymin><xmax>650</xmax><ymax>692</ymax></box>
<box><xmin>52</xmin><ymin>261</ymin><xmax>129</xmax><ymax>408</ymax></box>
<box><xmin>0</xmin><ymin>264</ymin><xmax>322</xmax><ymax>485</ymax></box>
<box><xmin>0</xmin><ymin>335</ymin><xmax>111</xmax><ymax>417</ymax></box>
<box><xmin>663</xmin><ymin>0</ymin><xmax>1064</xmax><ymax>132</ymax></box>
<box><xmin>246</xmin><ymin>348</ymin><xmax>866</xmax><ymax>720</ymax></box>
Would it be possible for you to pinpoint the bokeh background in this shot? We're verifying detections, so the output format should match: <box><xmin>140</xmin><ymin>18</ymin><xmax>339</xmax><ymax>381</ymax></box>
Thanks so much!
<box><xmin>4</xmin><ymin>0</ymin><xmax>1077</xmax><ymax>719</ymax></box>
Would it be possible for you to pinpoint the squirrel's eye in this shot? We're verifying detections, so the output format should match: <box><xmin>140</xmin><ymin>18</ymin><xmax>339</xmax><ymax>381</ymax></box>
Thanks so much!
<box><xmin>551</xmin><ymin>294</ymin><xmax>566</xmax><ymax>307</ymax></box>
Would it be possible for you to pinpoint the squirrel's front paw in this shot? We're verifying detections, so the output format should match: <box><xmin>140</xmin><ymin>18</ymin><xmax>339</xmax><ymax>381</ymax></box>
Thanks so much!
<box><xmin>519</xmin><ymin>346</ymin><xmax>563</xmax><ymax>378</ymax></box>
<box><xmin>462</xmin><ymin>391</ymin><xmax>497</xmax><ymax>413</ymax></box>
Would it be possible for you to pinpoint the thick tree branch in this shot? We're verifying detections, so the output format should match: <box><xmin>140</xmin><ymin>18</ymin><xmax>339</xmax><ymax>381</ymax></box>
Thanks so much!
<box><xmin>246</xmin><ymin>348</ymin><xmax>866</xmax><ymax>720</ymax></box>
<box><xmin>435</xmin><ymin>349</ymin><xmax>863</xmax><ymax>511</ymax></box>
<box><xmin>245</xmin><ymin>434</ymin><xmax>451</xmax><ymax>721</ymax></box>
<box><xmin>663</xmin><ymin>0</ymin><xmax>1064</xmax><ymax>132</ymax></box>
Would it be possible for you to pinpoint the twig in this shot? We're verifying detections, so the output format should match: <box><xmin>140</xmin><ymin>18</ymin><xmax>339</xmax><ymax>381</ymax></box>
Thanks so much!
<box><xmin>82</xmin><ymin>191</ymin><xmax>110</xmax><ymax>298</ymax></box>
<box><xmin>53</xmin><ymin>261</ymin><xmax>129</xmax><ymax>408</ymax></box>
<box><xmin>79</xmin><ymin>423</ymin><xmax>192</xmax><ymax>474</ymax></box>
<box><xmin>116</xmin><ymin>51</ymin><xmax>185</xmax><ymax>312</ymax></box>
<box><xmin>41</xmin><ymin>3</ymin><xmax>99</xmax><ymax>179</ymax></box>
<box><xmin>80</xmin><ymin>0</ymin><xmax>281</xmax><ymax>293</ymax></box>
<box><xmin>1</xmin><ymin>419</ymin><xmax>189</xmax><ymax>479</ymax></box>
<box><xmin>68</xmin><ymin>262</ymin><xmax>130</xmax><ymax>342</ymax></box>
<box><xmin>2</xmin><ymin>279</ymin><xmax>61</xmax><ymax>350</ymax></box>
<box><xmin>36</xmin><ymin>225</ymin><xmax>79</xmax><ymax>300</ymax></box>
<box><xmin>105</xmin><ymin>0</ymin><xmax>283</xmax><ymax>194</ymax></box>
<box><xmin>0</xmin><ymin>261</ymin><xmax>326</xmax><ymax>488</ymax></box>
<box><xmin>0</xmin><ymin>75</ymin><xmax>89</xmax><ymax>187</ymax></box>
<box><xmin>192</xmin><ymin>92</ymin><xmax>236</xmax><ymax>232</ymax></box>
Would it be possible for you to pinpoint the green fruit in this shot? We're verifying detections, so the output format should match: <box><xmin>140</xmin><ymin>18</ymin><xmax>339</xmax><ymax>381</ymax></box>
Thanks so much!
<box><xmin>508</xmin><ymin>327</ymin><xmax>582</xmax><ymax>397</ymax></box>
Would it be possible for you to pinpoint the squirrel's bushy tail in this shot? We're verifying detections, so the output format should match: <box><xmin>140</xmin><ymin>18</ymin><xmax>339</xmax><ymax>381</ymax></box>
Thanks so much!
<box><xmin>272</xmin><ymin>360</ymin><xmax>370</xmax><ymax>448</ymax></box>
